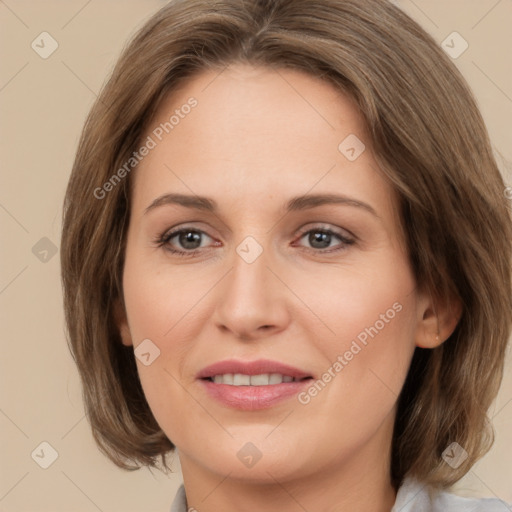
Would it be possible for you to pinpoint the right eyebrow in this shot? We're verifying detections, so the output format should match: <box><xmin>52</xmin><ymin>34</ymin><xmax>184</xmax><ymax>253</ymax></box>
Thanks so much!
<box><xmin>144</xmin><ymin>193</ymin><xmax>217</xmax><ymax>215</ymax></box>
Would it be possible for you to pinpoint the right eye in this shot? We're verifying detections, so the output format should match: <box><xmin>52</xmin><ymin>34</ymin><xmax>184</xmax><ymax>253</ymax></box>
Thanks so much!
<box><xmin>155</xmin><ymin>227</ymin><xmax>217</xmax><ymax>256</ymax></box>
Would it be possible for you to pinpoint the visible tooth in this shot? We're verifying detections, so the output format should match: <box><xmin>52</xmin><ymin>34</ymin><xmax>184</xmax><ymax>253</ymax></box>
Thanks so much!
<box><xmin>210</xmin><ymin>373</ymin><xmax>298</xmax><ymax>386</ymax></box>
<box><xmin>250</xmin><ymin>374</ymin><xmax>270</xmax><ymax>386</ymax></box>
<box><xmin>269</xmin><ymin>373</ymin><xmax>284</xmax><ymax>384</ymax></box>
<box><xmin>233</xmin><ymin>373</ymin><xmax>251</xmax><ymax>386</ymax></box>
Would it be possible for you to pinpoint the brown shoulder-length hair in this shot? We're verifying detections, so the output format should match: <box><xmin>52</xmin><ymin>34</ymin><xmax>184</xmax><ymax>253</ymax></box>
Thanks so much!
<box><xmin>60</xmin><ymin>0</ymin><xmax>512</xmax><ymax>490</ymax></box>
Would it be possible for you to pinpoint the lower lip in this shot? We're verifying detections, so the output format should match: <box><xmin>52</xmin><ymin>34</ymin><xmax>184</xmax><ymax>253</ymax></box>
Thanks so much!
<box><xmin>199</xmin><ymin>379</ymin><xmax>313</xmax><ymax>410</ymax></box>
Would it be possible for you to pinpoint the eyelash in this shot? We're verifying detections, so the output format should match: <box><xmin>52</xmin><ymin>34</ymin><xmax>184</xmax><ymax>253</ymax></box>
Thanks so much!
<box><xmin>154</xmin><ymin>225</ymin><xmax>356</xmax><ymax>257</ymax></box>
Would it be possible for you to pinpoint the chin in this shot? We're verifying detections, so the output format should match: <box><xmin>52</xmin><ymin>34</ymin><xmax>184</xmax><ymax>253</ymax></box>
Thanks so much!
<box><xmin>193</xmin><ymin>436</ymin><xmax>310</xmax><ymax>482</ymax></box>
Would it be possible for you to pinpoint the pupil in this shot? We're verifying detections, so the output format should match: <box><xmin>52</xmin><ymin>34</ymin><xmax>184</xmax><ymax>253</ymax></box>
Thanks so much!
<box><xmin>180</xmin><ymin>231</ymin><xmax>201</xmax><ymax>249</ymax></box>
<box><xmin>310</xmin><ymin>231</ymin><xmax>330</xmax><ymax>249</ymax></box>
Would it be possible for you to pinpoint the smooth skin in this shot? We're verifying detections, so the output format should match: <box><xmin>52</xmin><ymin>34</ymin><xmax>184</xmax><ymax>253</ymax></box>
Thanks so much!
<box><xmin>116</xmin><ymin>63</ymin><xmax>461</xmax><ymax>512</ymax></box>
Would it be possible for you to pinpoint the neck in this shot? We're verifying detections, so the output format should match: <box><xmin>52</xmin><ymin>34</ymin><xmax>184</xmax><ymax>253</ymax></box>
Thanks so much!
<box><xmin>178</xmin><ymin>414</ymin><xmax>397</xmax><ymax>512</ymax></box>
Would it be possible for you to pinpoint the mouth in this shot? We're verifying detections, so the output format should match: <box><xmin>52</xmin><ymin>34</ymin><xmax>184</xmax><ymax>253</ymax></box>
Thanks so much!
<box><xmin>196</xmin><ymin>359</ymin><xmax>314</xmax><ymax>410</ymax></box>
<box><xmin>202</xmin><ymin>373</ymin><xmax>313</xmax><ymax>386</ymax></box>
<box><xmin>196</xmin><ymin>358</ymin><xmax>313</xmax><ymax>382</ymax></box>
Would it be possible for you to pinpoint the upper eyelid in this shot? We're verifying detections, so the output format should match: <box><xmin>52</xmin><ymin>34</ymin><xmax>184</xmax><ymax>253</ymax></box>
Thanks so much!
<box><xmin>162</xmin><ymin>223</ymin><xmax>351</xmax><ymax>237</ymax></box>
<box><xmin>162</xmin><ymin>224</ymin><xmax>355</xmax><ymax>247</ymax></box>
<box><xmin>296</xmin><ymin>224</ymin><xmax>355</xmax><ymax>240</ymax></box>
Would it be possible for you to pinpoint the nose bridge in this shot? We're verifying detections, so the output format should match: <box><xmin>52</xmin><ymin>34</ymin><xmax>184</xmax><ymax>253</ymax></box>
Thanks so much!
<box><xmin>212</xmin><ymin>233</ymin><xmax>288</xmax><ymax>337</ymax></box>
<box><xmin>228</xmin><ymin>234</ymin><xmax>273</xmax><ymax>310</ymax></box>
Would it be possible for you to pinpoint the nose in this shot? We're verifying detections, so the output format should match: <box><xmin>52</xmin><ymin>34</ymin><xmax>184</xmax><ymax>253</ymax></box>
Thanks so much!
<box><xmin>212</xmin><ymin>241</ymin><xmax>290</xmax><ymax>341</ymax></box>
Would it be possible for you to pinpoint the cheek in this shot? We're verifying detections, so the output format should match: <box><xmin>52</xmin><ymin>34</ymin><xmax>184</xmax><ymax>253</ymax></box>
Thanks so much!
<box><xmin>122</xmin><ymin>246</ymin><xmax>208</xmax><ymax>340</ymax></box>
<box><xmin>294</xmin><ymin>247</ymin><xmax>416</xmax><ymax>356</ymax></box>
<box><xmin>121</xmin><ymin>248</ymin><xmax>218</xmax><ymax>435</ymax></box>
<box><xmin>295</xmin><ymin>251</ymin><xmax>418</xmax><ymax>411</ymax></box>
<box><xmin>308</xmin><ymin>299</ymin><xmax>416</xmax><ymax>466</ymax></box>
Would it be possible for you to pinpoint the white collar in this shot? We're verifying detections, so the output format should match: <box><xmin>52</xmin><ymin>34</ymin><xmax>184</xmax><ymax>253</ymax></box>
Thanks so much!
<box><xmin>170</xmin><ymin>475</ymin><xmax>511</xmax><ymax>512</ymax></box>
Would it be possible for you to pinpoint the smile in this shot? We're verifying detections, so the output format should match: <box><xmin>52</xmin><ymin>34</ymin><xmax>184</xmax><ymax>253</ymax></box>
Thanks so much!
<box><xmin>206</xmin><ymin>373</ymin><xmax>310</xmax><ymax>386</ymax></box>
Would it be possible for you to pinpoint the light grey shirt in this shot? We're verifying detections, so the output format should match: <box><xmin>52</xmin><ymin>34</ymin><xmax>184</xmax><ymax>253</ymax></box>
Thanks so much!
<box><xmin>170</xmin><ymin>476</ymin><xmax>511</xmax><ymax>511</ymax></box>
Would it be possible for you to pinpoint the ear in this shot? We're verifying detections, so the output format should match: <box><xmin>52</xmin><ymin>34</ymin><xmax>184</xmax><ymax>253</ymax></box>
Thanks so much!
<box><xmin>113</xmin><ymin>299</ymin><xmax>133</xmax><ymax>347</ymax></box>
<box><xmin>415</xmin><ymin>288</ymin><xmax>462</xmax><ymax>349</ymax></box>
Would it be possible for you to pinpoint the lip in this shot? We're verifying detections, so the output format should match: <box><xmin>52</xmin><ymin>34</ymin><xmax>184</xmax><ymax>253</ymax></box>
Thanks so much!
<box><xmin>196</xmin><ymin>359</ymin><xmax>312</xmax><ymax>380</ymax></box>
<box><xmin>196</xmin><ymin>359</ymin><xmax>314</xmax><ymax>411</ymax></box>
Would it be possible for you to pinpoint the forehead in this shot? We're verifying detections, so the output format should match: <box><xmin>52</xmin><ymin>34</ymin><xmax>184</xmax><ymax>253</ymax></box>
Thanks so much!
<box><xmin>131</xmin><ymin>63</ymin><xmax>396</xmax><ymax>222</ymax></box>
<box><xmin>145</xmin><ymin>62</ymin><xmax>368</xmax><ymax>153</ymax></box>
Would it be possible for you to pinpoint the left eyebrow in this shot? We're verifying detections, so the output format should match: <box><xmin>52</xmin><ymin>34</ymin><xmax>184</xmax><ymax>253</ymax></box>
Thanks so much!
<box><xmin>285</xmin><ymin>193</ymin><xmax>379</xmax><ymax>218</ymax></box>
<box><xmin>144</xmin><ymin>192</ymin><xmax>379</xmax><ymax>218</ymax></box>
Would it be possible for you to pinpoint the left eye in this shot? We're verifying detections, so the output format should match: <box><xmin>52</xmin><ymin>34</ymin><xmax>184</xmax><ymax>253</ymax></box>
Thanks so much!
<box><xmin>295</xmin><ymin>228</ymin><xmax>354</xmax><ymax>252</ymax></box>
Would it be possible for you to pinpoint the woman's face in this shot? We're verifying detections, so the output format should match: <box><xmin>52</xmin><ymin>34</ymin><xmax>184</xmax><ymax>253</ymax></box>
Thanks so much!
<box><xmin>118</xmin><ymin>63</ymin><xmax>432</xmax><ymax>485</ymax></box>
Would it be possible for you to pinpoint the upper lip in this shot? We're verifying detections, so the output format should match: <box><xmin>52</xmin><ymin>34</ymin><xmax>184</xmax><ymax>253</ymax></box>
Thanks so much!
<box><xmin>196</xmin><ymin>359</ymin><xmax>313</xmax><ymax>380</ymax></box>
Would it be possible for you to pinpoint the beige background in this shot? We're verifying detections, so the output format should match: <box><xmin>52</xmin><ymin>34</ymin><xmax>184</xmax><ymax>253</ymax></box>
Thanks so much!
<box><xmin>1</xmin><ymin>0</ymin><xmax>511</xmax><ymax>510</ymax></box>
